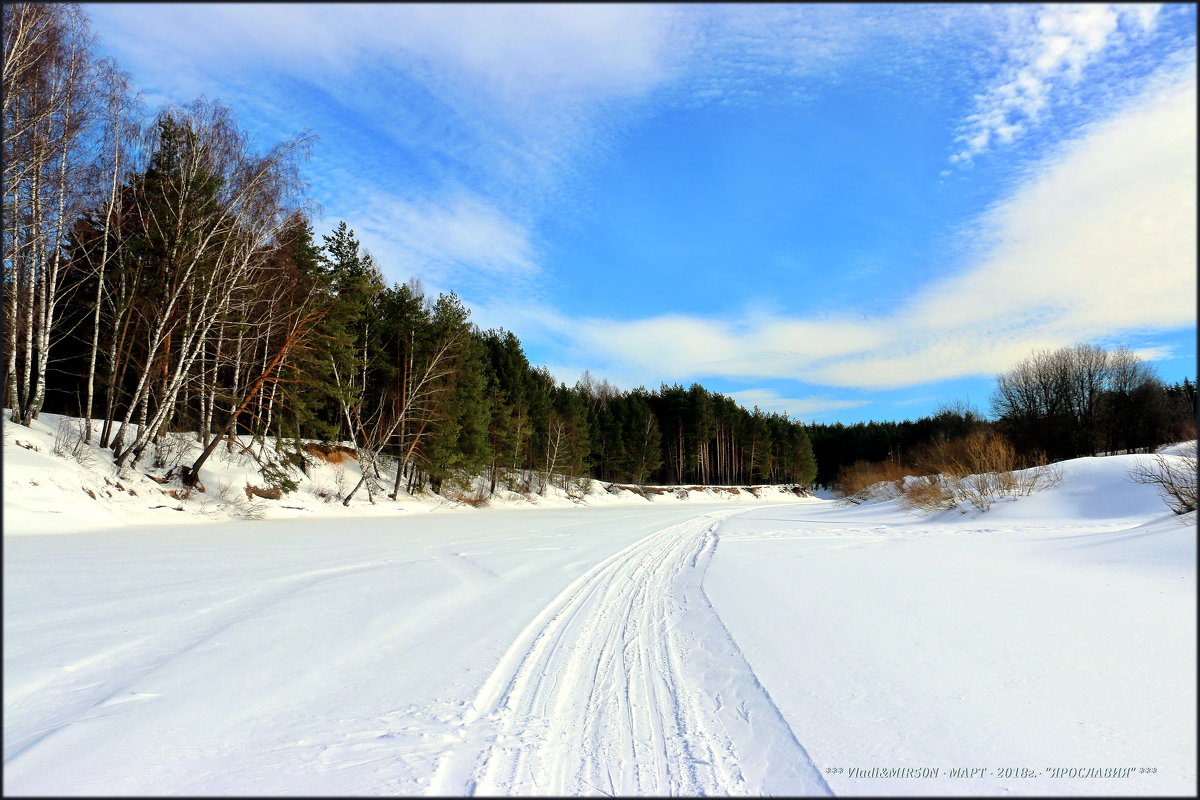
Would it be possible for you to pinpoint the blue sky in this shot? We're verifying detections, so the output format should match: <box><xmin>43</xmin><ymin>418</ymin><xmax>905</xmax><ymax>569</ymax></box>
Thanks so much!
<box><xmin>85</xmin><ymin>3</ymin><xmax>1197</xmax><ymax>423</ymax></box>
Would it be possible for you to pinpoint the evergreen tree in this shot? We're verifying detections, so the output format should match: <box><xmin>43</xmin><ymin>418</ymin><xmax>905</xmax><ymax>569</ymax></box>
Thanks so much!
<box><xmin>621</xmin><ymin>388</ymin><xmax>662</xmax><ymax>484</ymax></box>
<box><xmin>419</xmin><ymin>293</ymin><xmax>488</xmax><ymax>495</ymax></box>
<box><xmin>316</xmin><ymin>221</ymin><xmax>383</xmax><ymax>443</ymax></box>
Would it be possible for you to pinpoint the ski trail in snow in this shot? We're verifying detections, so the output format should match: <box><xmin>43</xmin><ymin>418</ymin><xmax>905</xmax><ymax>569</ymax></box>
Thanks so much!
<box><xmin>428</xmin><ymin>509</ymin><xmax>831</xmax><ymax>796</ymax></box>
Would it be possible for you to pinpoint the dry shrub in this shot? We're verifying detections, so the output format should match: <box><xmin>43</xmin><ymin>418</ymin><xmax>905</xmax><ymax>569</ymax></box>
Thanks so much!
<box><xmin>152</xmin><ymin>432</ymin><xmax>195</xmax><ymax>471</ymax></box>
<box><xmin>312</xmin><ymin>480</ymin><xmax>337</xmax><ymax>503</ymax></box>
<box><xmin>1129</xmin><ymin>442</ymin><xmax>1197</xmax><ymax>515</ymax></box>
<box><xmin>836</xmin><ymin>459</ymin><xmax>910</xmax><ymax>504</ymax></box>
<box><xmin>52</xmin><ymin>418</ymin><xmax>96</xmax><ymax>468</ymax></box>
<box><xmin>447</xmin><ymin>486</ymin><xmax>490</xmax><ymax>507</ymax></box>
<box><xmin>302</xmin><ymin>442</ymin><xmax>358</xmax><ymax>464</ymax></box>
<box><xmin>1166</xmin><ymin>416</ymin><xmax>1198</xmax><ymax>445</ymax></box>
<box><xmin>211</xmin><ymin>480</ymin><xmax>266</xmax><ymax>520</ymax></box>
<box><xmin>898</xmin><ymin>475</ymin><xmax>957</xmax><ymax>512</ymax></box>
<box><xmin>843</xmin><ymin>431</ymin><xmax>1061</xmax><ymax>513</ymax></box>
<box><xmin>913</xmin><ymin>430</ymin><xmax>1059</xmax><ymax>512</ymax></box>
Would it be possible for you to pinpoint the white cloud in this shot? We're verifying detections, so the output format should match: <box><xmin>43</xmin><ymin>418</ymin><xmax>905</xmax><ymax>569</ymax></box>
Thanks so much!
<box><xmin>577</xmin><ymin>315</ymin><xmax>740</xmax><ymax>379</ymax></box>
<box><xmin>913</xmin><ymin>64</ymin><xmax>1195</xmax><ymax>329</ymax></box>
<box><xmin>721</xmin><ymin>389</ymin><xmax>868</xmax><ymax>418</ymax></box>
<box><xmin>91</xmin><ymin>4</ymin><xmax>677</xmax><ymax>103</ymax></box>
<box><xmin>347</xmin><ymin>190</ymin><xmax>537</xmax><ymax>285</ymax></box>
<box><xmin>818</xmin><ymin>65</ymin><xmax>1196</xmax><ymax>387</ymax></box>
<box><xmin>952</xmin><ymin>4</ymin><xmax>1162</xmax><ymax>163</ymax></box>
<box><xmin>88</xmin><ymin>3</ymin><xmax>682</xmax><ymax>225</ymax></box>
<box><xmin>558</xmin><ymin>313</ymin><xmax>889</xmax><ymax>383</ymax></box>
<box><xmin>384</xmin><ymin>4</ymin><xmax>678</xmax><ymax>104</ymax></box>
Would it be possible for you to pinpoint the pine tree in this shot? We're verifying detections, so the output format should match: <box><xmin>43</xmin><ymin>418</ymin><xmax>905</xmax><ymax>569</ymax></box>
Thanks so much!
<box><xmin>621</xmin><ymin>388</ymin><xmax>662</xmax><ymax>484</ymax></box>
<box><xmin>317</xmin><ymin>221</ymin><xmax>383</xmax><ymax>444</ymax></box>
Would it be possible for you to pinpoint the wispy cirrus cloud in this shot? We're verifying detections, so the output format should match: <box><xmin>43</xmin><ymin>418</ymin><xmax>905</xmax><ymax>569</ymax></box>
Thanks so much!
<box><xmin>88</xmin><ymin>4</ymin><xmax>682</xmax><ymax>286</ymax></box>
<box><xmin>951</xmin><ymin>3</ymin><xmax>1162</xmax><ymax>163</ymax></box>
<box><xmin>347</xmin><ymin>190</ymin><xmax>538</xmax><ymax>287</ymax></box>
<box><xmin>721</xmin><ymin>389</ymin><xmax>869</xmax><ymax>418</ymax></box>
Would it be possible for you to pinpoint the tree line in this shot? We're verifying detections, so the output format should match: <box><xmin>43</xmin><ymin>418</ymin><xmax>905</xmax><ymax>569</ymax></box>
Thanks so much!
<box><xmin>3</xmin><ymin>3</ymin><xmax>817</xmax><ymax>499</ymax></box>
<box><xmin>811</xmin><ymin>345</ymin><xmax>1195</xmax><ymax>490</ymax></box>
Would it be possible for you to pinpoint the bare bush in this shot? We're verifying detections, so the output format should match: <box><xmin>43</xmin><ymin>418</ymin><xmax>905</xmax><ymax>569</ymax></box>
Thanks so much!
<box><xmin>915</xmin><ymin>430</ymin><xmax>1059</xmax><ymax>512</ymax></box>
<box><xmin>898</xmin><ymin>475</ymin><xmax>958</xmax><ymax>512</ymax></box>
<box><xmin>204</xmin><ymin>479</ymin><xmax>263</xmax><ymax>519</ymax></box>
<box><xmin>849</xmin><ymin>431</ymin><xmax>1063</xmax><ymax>514</ymax></box>
<box><xmin>836</xmin><ymin>459</ymin><xmax>910</xmax><ymax>505</ymax></box>
<box><xmin>447</xmin><ymin>485</ymin><xmax>490</xmax><ymax>507</ymax></box>
<box><xmin>215</xmin><ymin>437</ymin><xmax>260</xmax><ymax>468</ymax></box>
<box><xmin>52</xmin><ymin>418</ymin><xmax>97</xmax><ymax>468</ymax></box>
<box><xmin>151</xmin><ymin>432</ymin><xmax>195</xmax><ymax>471</ymax></box>
<box><xmin>1015</xmin><ymin>461</ymin><xmax>1062</xmax><ymax>495</ymax></box>
<box><xmin>1129</xmin><ymin>443</ymin><xmax>1197</xmax><ymax>515</ymax></box>
<box><xmin>244</xmin><ymin>484</ymin><xmax>282</xmax><ymax>500</ymax></box>
<box><xmin>311</xmin><ymin>479</ymin><xmax>337</xmax><ymax>503</ymax></box>
<box><xmin>194</xmin><ymin>480</ymin><xmax>238</xmax><ymax>518</ymax></box>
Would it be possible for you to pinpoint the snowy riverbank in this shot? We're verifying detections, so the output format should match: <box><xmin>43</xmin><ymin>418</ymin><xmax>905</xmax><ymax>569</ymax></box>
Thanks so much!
<box><xmin>3</xmin><ymin>412</ymin><xmax>810</xmax><ymax>536</ymax></box>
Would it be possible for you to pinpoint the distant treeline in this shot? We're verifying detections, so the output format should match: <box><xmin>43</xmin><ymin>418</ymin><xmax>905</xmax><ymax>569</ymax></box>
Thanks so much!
<box><xmin>810</xmin><ymin>346</ymin><xmax>1196</xmax><ymax>488</ymax></box>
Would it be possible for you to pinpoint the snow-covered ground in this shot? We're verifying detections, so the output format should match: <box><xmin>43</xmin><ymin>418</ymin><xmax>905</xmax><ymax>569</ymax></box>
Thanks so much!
<box><xmin>3</xmin><ymin>415</ymin><xmax>1195</xmax><ymax>796</ymax></box>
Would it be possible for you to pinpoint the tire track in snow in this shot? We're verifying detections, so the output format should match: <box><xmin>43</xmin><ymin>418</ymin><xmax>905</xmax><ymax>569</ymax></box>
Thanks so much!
<box><xmin>428</xmin><ymin>509</ymin><xmax>831</xmax><ymax>796</ymax></box>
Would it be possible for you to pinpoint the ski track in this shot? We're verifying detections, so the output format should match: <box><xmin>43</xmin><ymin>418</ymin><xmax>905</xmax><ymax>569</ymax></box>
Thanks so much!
<box><xmin>428</xmin><ymin>509</ymin><xmax>832</xmax><ymax>796</ymax></box>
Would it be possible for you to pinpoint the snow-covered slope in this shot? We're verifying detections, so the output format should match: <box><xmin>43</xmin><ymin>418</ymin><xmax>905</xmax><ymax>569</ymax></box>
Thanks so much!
<box><xmin>4</xmin><ymin>416</ymin><xmax>1194</xmax><ymax>795</ymax></box>
<box><xmin>2</xmin><ymin>412</ymin><xmax>809</xmax><ymax>536</ymax></box>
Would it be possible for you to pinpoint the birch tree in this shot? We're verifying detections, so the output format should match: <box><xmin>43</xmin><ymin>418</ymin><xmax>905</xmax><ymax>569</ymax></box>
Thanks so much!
<box><xmin>106</xmin><ymin>101</ymin><xmax>313</xmax><ymax>469</ymax></box>
<box><xmin>3</xmin><ymin>2</ymin><xmax>95</xmax><ymax>424</ymax></box>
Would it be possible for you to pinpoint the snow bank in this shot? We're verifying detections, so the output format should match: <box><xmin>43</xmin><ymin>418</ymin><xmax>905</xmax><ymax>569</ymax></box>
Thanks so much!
<box><xmin>3</xmin><ymin>412</ymin><xmax>815</xmax><ymax>535</ymax></box>
<box><xmin>837</xmin><ymin>443</ymin><xmax>1196</xmax><ymax>523</ymax></box>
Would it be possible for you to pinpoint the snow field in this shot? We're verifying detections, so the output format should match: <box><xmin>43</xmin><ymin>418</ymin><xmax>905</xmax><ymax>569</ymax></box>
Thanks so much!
<box><xmin>4</xmin><ymin>503</ymin><xmax>828</xmax><ymax>795</ymax></box>
<box><xmin>706</xmin><ymin>455</ymin><xmax>1195</xmax><ymax>796</ymax></box>
<box><xmin>3</xmin><ymin>416</ymin><xmax>1195</xmax><ymax>796</ymax></box>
